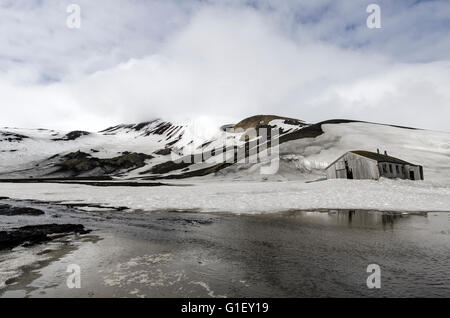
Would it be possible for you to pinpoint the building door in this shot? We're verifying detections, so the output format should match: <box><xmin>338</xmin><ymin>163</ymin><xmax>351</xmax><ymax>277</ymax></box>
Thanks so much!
<box><xmin>409</xmin><ymin>171</ymin><xmax>415</xmax><ymax>180</ymax></box>
<box><xmin>345</xmin><ymin>161</ymin><xmax>353</xmax><ymax>179</ymax></box>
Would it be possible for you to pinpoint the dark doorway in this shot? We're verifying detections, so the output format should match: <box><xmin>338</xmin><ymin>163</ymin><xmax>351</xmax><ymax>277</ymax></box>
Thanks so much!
<box><xmin>409</xmin><ymin>171</ymin><xmax>415</xmax><ymax>180</ymax></box>
<box><xmin>345</xmin><ymin>161</ymin><xmax>353</xmax><ymax>179</ymax></box>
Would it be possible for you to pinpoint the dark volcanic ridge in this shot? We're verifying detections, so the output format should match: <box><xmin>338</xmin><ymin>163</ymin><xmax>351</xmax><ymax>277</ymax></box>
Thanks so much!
<box><xmin>51</xmin><ymin>151</ymin><xmax>153</xmax><ymax>177</ymax></box>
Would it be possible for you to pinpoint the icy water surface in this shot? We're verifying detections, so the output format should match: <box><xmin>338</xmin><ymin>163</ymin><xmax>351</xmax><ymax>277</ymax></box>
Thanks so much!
<box><xmin>0</xmin><ymin>198</ymin><xmax>449</xmax><ymax>297</ymax></box>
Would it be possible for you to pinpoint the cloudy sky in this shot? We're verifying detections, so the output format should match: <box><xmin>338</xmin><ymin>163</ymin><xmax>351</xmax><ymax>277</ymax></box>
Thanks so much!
<box><xmin>1</xmin><ymin>0</ymin><xmax>449</xmax><ymax>131</ymax></box>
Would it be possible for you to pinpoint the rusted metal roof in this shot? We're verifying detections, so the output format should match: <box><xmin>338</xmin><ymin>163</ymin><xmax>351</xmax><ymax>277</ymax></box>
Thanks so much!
<box><xmin>351</xmin><ymin>150</ymin><xmax>416</xmax><ymax>165</ymax></box>
<box><xmin>325</xmin><ymin>150</ymin><xmax>420</xmax><ymax>170</ymax></box>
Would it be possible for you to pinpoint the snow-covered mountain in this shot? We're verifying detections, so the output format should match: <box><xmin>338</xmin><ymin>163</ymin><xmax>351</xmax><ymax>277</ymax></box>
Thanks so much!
<box><xmin>1</xmin><ymin>115</ymin><xmax>449</xmax><ymax>183</ymax></box>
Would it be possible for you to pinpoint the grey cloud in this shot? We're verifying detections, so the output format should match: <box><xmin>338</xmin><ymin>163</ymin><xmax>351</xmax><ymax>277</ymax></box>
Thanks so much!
<box><xmin>0</xmin><ymin>0</ymin><xmax>449</xmax><ymax>131</ymax></box>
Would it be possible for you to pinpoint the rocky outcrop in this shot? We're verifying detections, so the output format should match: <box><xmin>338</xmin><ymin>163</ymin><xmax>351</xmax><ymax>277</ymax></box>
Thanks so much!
<box><xmin>233</xmin><ymin>115</ymin><xmax>307</xmax><ymax>130</ymax></box>
<box><xmin>154</xmin><ymin>148</ymin><xmax>172</xmax><ymax>156</ymax></box>
<box><xmin>0</xmin><ymin>204</ymin><xmax>45</xmax><ymax>216</ymax></box>
<box><xmin>52</xmin><ymin>130</ymin><xmax>90</xmax><ymax>141</ymax></box>
<box><xmin>0</xmin><ymin>224</ymin><xmax>90</xmax><ymax>250</ymax></box>
<box><xmin>55</xmin><ymin>151</ymin><xmax>153</xmax><ymax>176</ymax></box>
<box><xmin>0</xmin><ymin>131</ymin><xmax>29</xmax><ymax>142</ymax></box>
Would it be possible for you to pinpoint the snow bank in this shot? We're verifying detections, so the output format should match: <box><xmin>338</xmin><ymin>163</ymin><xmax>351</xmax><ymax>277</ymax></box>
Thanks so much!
<box><xmin>1</xmin><ymin>179</ymin><xmax>449</xmax><ymax>214</ymax></box>
<box><xmin>278</xmin><ymin>122</ymin><xmax>450</xmax><ymax>183</ymax></box>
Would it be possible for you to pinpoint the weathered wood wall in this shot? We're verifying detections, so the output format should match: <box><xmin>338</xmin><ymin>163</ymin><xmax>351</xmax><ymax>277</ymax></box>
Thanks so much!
<box><xmin>326</xmin><ymin>152</ymin><xmax>424</xmax><ymax>180</ymax></box>
<box><xmin>326</xmin><ymin>152</ymin><xmax>379</xmax><ymax>180</ymax></box>
<box><xmin>379</xmin><ymin>162</ymin><xmax>423</xmax><ymax>180</ymax></box>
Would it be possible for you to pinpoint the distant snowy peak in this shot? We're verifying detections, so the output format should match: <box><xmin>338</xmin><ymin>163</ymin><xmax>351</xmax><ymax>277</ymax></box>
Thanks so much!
<box><xmin>0</xmin><ymin>127</ymin><xmax>91</xmax><ymax>142</ymax></box>
<box><xmin>99</xmin><ymin>119</ymin><xmax>185</xmax><ymax>139</ymax></box>
<box><xmin>2</xmin><ymin>114</ymin><xmax>449</xmax><ymax>182</ymax></box>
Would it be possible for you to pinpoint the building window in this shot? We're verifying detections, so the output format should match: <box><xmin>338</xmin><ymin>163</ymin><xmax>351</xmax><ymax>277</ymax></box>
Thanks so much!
<box><xmin>382</xmin><ymin>164</ymin><xmax>387</xmax><ymax>173</ymax></box>
<box><xmin>389</xmin><ymin>164</ymin><xmax>393</xmax><ymax>173</ymax></box>
<box><xmin>396</xmin><ymin>165</ymin><xmax>400</xmax><ymax>174</ymax></box>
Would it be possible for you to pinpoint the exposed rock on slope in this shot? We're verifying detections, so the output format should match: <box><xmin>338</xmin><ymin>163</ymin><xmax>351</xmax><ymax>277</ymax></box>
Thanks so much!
<box><xmin>52</xmin><ymin>130</ymin><xmax>90</xmax><ymax>141</ymax></box>
<box><xmin>0</xmin><ymin>224</ymin><xmax>90</xmax><ymax>250</ymax></box>
<box><xmin>0</xmin><ymin>204</ymin><xmax>45</xmax><ymax>216</ymax></box>
<box><xmin>54</xmin><ymin>151</ymin><xmax>153</xmax><ymax>177</ymax></box>
<box><xmin>1</xmin><ymin>115</ymin><xmax>449</xmax><ymax>182</ymax></box>
<box><xmin>0</xmin><ymin>132</ymin><xmax>28</xmax><ymax>142</ymax></box>
<box><xmin>233</xmin><ymin>115</ymin><xmax>307</xmax><ymax>130</ymax></box>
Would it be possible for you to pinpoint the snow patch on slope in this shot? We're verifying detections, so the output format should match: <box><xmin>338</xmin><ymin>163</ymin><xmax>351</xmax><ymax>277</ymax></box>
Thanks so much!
<box><xmin>282</xmin><ymin>122</ymin><xmax>450</xmax><ymax>183</ymax></box>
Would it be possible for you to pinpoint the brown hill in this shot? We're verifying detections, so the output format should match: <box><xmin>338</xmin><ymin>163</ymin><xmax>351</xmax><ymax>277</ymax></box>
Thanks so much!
<box><xmin>233</xmin><ymin>115</ymin><xmax>307</xmax><ymax>130</ymax></box>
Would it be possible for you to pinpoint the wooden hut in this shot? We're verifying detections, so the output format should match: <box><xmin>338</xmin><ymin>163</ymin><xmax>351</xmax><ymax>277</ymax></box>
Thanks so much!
<box><xmin>325</xmin><ymin>150</ymin><xmax>423</xmax><ymax>180</ymax></box>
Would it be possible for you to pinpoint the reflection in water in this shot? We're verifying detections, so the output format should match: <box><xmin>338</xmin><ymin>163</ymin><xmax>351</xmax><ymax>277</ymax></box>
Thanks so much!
<box><xmin>229</xmin><ymin>209</ymin><xmax>448</xmax><ymax>297</ymax></box>
<box><xmin>0</xmin><ymin>234</ymin><xmax>102</xmax><ymax>297</ymax></box>
<box><xmin>0</xmin><ymin>200</ymin><xmax>448</xmax><ymax>298</ymax></box>
<box><xmin>277</xmin><ymin>209</ymin><xmax>427</xmax><ymax>230</ymax></box>
<box><xmin>339</xmin><ymin>209</ymin><xmax>408</xmax><ymax>229</ymax></box>
<box><xmin>348</xmin><ymin>210</ymin><xmax>354</xmax><ymax>224</ymax></box>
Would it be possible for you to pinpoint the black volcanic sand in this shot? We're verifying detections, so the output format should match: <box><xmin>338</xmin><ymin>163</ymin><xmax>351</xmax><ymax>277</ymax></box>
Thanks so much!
<box><xmin>0</xmin><ymin>204</ymin><xmax>45</xmax><ymax>216</ymax></box>
<box><xmin>0</xmin><ymin>224</ymin><xmax>90</xmax><ymax>250</ymax></box>
<box><xmin>0</xmin><ymin>199</ymin><xmax>449</xmax><ymax>298</ymax></box>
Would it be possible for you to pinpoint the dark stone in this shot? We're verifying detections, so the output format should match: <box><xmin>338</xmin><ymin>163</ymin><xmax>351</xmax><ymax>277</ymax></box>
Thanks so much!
<box><xmin>166</xmin><ymin>139</ymin><xmax>180</xmax><ymax>147</ymax></box>
<box><xmin>0</xmin><ymin>224</ymin><xmax>90</xmax><ymax>250</ymax></box>
<box><xmin>197</xmin><ymin>140</ymin><xmax>213</xmax><ymax>149</ymax></box>
<box><xmin>47</xmin><ymin>153</ymin><xmax>59</xmax><ymax>160</ymax></box>
<box><xmin>158</xmin><ymin>217</ymin><xmax>214</xmax><ymax>226</ymax></box>
<box><xmin>52</xmin><ymin>131</ymin><xmax>90</xmax><ymax>141</ymax></box>
<box><xmin>143</xmin><ymin>160</ymin><xmax>191</xmax><ymax>175</ymax></box>
<box><xmin>1</xmin><ymin>132</ymin><xmax>29</xmax><ymax>142</ymax></box>
<box><xmin>133</xmin><ymin>121</ymin><xmax>157</xmax><ymax>131</ymax></box>
<box><xmin>65</xmin><ymin>130</ymin><xmax>90</xmax><ymax>140</ymax></box>
<box><xmin>154</xmin><ymin>148</ymin><xmax>171</xmax><ymax>156</ymax></box>
<box><xmin>57</xmin><ymin>181</ymin><xmax>169</xmax><ymax>187</ymax></box>
<box><xmin>0</xmin><ymin>204</ymin><xmax>45</xmax><ymax>216</ymax></box>
<box><xmin>55</xmin><ymin>151</ymin><xmax>153</xmax><ymax>176</ymax></box>
<box><xmin>283</xmin><ymin>119</ymin><xmax>304</xmax><ymax>126</ymax></box>
<box><xmin>145</xmin><ymin>122</ymin><xmax>173</xmax><ymax>135</ymax></box>
<box><xmin>62</xmin><ymin>150</ymin><xmax>91</xmax><ymax>160</ymax></box>
<box><xmin>99</xmin><ymin>124</ymin><xmax>123</xmax><ymax>133</ymax></box>
<box><xmin>100</xmin><ymin>120</ymin><xmax>159</xmax><ymax>134</ymax></box>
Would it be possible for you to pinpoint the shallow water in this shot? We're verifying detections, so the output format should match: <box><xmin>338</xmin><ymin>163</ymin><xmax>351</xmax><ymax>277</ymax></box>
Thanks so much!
<box><xmin>0</xmin><ymin>199</ymin><xmax>449</xmax><ymax>297</ymax></box>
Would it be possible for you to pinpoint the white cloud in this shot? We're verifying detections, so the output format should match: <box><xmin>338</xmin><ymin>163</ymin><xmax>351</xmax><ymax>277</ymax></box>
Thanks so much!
<box><xmin>0</xmin><ymin>1</ymin><xmax>449</xmax><ymax>131</ymax></box>
<box><xmin>307</xmin><ymin>61</ymin><xmax>450</xmax><ymax>129</ymax></box>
